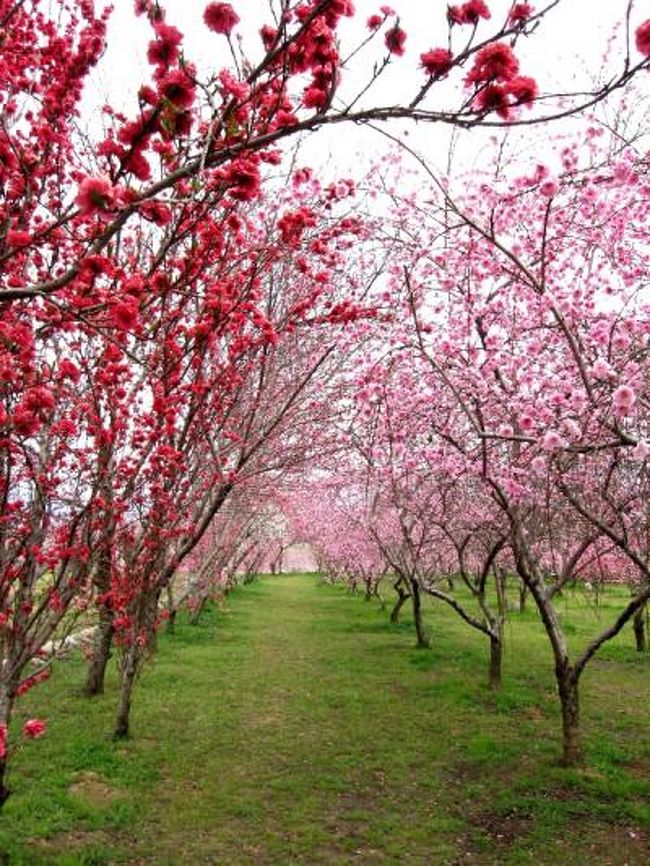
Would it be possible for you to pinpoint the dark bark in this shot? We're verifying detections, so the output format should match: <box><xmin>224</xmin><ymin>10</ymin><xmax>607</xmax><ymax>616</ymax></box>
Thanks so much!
<box><xmin>518</xmin><ymin>581</ymin><xmax>528</xmax><ymax>613</ymax></box>
<box><xmin>489</xmin><ymin>633</ymin><xmax>502</xmax><ymax>690</ymax></box>
<box><xmin>189</xmin><ymin>596</ymin><xmax>207</xmax><ymax>626</ymax></box>
<box><xmin>390</xmin><ymin>579</ymin><xmax>410</xmax><ymax>623</ymax></box>
<box><xmin>390</xmin><ymin>590</ymin><xmax>408</xmax><ymax>623</ymax></box>
<box><xmin>0</xmin><ymin>758</ymin><xmax>8</xmax><ymax>809</ymax></box>
<box><xmin>410</xmin><ymin>578</ymin><xmax>430</xmax><ymax>649</ymax></box>
<box><xmin>114</xmin><ymin>645</ymin><xmax>139</xmax><ymax>739</ymax></box>
<box><xmin>82</xmin><ymin>603</ymin><xmax>114</xmax><ymax>696</ymax></box>
<box><xmin>0</xmin><ymin>687</ymin><xmax>13</xmax><ymax>808</ymax></box>
<box><xmin>633</xmin><ymin>601</ymin><xmax>647</xmax><ymax>652</ymax></box>
<box><xmin>165</xmin><ymin>586</ymin><xmax>176</xmax><ymax>634</ymax></box>
<box><xmin>557</xmin><ymin>663</ymin><xmax>583</xmax><ymax>766</ymax></box>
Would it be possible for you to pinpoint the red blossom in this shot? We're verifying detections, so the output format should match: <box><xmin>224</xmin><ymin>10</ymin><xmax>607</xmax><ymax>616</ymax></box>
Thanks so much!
<box><xmin>204</xmin><ymin>2</ymin><xmax>239</xmax><ymax>35</ymax></box>
<box><xmin>385</xmin><ymin>25</ymin><xmax>406</xmax><ymax>56</ymax></box>
<box><xmin>225</xmin><ymin>159</ymin><xmax>261</xmax><ymax>201</ymax></box>
<box><xmin>367</xmin><ymin>14</ymin><xmax>383</xmax><ymax>29</ymax></box>
<box><xmin>6</xmin><ymin>229</ymin><xmax>31</xmax><ymax>247</ymax></box>
<box><xmin>22</xmin><ymin>719</ymin><xmax>47</xmax><ymax>739</ymax></box>
<box><xmin>23</xmin><ymin>386</ymin><xmax>56</xmax><ymax>412</ymax></box>
<box><xmin>508</xmin><ymin>3</ymin><xmax>533</xmax><ymax>25</ymax></box>
<box><xmin>111</xmin><ymin>298</ymin><xmax>140</xmax><ymax>331</ymax></box>
<box><xmin>278</xmin><ymin>207</ymin><xmax>316</xmax><ymax>245</ymax></box>
<box><xmin>420</xmin><ymin>48</ymin><xmax>454</xmax><ymax>77</ymax></box>
<box><xmin>260</xmin><ymin>24</ymin><xmax>277</xmax><ymax>50</ymax></box>
<box><xmin>303</xmin><ymin>85</ymin><xmax>329</xmax><ymax>109</ymax></box>
<box><xmin>323</xmin><ymin>0</ymin><xmax>355</xmax><ymax>27</ymax></box>
<box><xmin>506</xmin><ymin>75</ymin><xmax>537</xmax><ymax>106</ymax></box>
<box><xmin>636</xmin><ymin>20</ymin><xmax>650</xmax><ymax>56</ymax></box>
<box><xmin>139</xmin><ymin>199</ymin><xmax>172</xmax><ymax>225</ymax></box>
<box><xmin>11</xmin><ymin>408</ymin><xmax>40</xmax><ymax>437</ymax></box>
<box><xmin>159</xmin><ymin>68</ymin><xmax>196</xmax><ymax>109</ymax></box>
<box><xmin>75</xmin><ymin>175</ymin><xmax>119</xmax><ymax>215</ymax></box>
<box><xmin>147</xmin><ymin>22</ymin><xmax>182</xmax><ymax>66</ymax></box>
<box><xmin>466</xmin><ymin>42</ymin><xmax>519</xmax><ymax>84</ymax></box>
<box><xmin>448</xmin><ymin>1</ymin><xmax>491</xmax><ymax>25</ymax></box>
<box><xmin>474</xmin><ymin>83</ymin><xmax>511</xmax><ymax>118</ymax></box>
<box><xmin>59</xmin><ymin>359</ymin><xmax>80</xmax><ymax>381</ymax></box>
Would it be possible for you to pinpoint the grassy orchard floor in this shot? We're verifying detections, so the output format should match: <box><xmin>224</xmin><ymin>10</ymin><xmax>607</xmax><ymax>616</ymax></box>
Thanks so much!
<box><xmin>2</xmin><ymin>576</ymin><xmax>649</xmax><ymax>866</ymax></box>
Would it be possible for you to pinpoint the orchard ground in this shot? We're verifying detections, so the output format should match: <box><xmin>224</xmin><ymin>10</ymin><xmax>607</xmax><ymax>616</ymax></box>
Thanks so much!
<box><xmin>2</xmin><ymin>574</ymin><xmax>649</xmax><ymax>866</ymax></box>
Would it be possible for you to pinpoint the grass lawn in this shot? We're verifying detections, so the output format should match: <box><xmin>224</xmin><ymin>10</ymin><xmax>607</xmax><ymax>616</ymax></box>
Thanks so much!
<box><xmin>1</xmin><ymin>574</ymin><xmax>648</xmax><ymax>865</ymax></box>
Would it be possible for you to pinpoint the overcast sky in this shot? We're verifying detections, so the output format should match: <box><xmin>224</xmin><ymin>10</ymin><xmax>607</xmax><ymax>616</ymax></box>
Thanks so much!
<box><xmin>88</xmin><ymin>0</ymin><xmax>647</xmax><ymax>178</ymax></box>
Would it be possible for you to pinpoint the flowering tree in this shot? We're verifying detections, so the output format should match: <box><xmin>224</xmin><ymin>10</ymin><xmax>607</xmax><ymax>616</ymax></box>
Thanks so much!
<box><xmin>1</xmin><ymin>0</ymin><xmax>649</xmax><ymax>799</ymax></box>
<box><xmin>373</xmin><ymin>112</ymin><xmax>650</xmax><ymax>763</ymax></box>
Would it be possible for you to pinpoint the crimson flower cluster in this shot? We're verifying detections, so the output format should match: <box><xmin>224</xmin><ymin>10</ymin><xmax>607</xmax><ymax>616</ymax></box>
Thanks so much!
<box><xmin>466</xmin><ymin>42</ymin><xmax>537</xmax><ymax>118</ymax></box>
<box><xmin>448</xmin><ymin>0</ymin><xmax>491</xmax><ymax>26</ymax></box>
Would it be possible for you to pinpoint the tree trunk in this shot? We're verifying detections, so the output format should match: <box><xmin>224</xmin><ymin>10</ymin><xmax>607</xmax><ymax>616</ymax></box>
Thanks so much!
<box><xmin>410</xmin><ymin>579</ymin><xmax>430</xmax><ymax>649</ymax></box>
<box><xmin>189</xmin><ymin>596</ymin><xmax>207</xmax><ymax>626</ymax></box>
<box><xmin>518</xmin><ymin>581</ymin><xmax>528</xmax><ymax>613</ymax></box>
<box><xmin>114</xmin><ymin>645</ymin><xmax>139</xmax><ymax>739</ymax></box>
<box><xmin>633</xmin><ymin>601</ymin><xmax>647</xmax><ymax>652</ymax></box>
<box><xmin>0</xmin><ymin>756</ymin><xmax>8</xmax><ymax>809</ymax></box>
<box><xmin>165</xmin><ymin>586</ymin><xmax>176</xmax><ymax>634</ymax></box>
<box><xmin>390</xmin><ymin>589</ymin><xmax>408</xmax><ymax>623</ymax></box>
<box><xmin>83</xmin><ymin>604</ymin><xmax>114</xmax><ymax>696</ymax></box>
<box><xmin>0</xmin><ymin>685</ymin><xmax>14</xmax><ymax>807</ymax></box>
<box><xmin>557</xmin><ymin>664</ymin><xmax>582</xmax><ymax>766</ymax></box>
<box><xmin>489</xmin><ymin>633</ymin><xmax>502</xmax><ymax>690</ymax></box>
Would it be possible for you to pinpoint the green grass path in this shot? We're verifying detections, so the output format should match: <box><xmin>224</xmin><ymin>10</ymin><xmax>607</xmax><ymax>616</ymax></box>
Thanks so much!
<box><xmin>2</xmin><ymin>575</ymin><xmax>649</xmax><ymax>865</ymax></box>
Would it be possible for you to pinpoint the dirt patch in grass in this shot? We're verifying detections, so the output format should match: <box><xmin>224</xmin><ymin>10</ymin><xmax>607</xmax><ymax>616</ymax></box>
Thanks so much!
<box><xmin>470</xmin><ymin>809</ymin><xmax>533</xmax><ymax>846</ymax></box>
<box><xmin>573</xmin><ymin>824</ymin><xmax>650</xmax><ymax>865</ymax></box>
<box><xmin>69</xmin><ymin>771</ymin><xmax>120</xmax><ymax>808</ymax></box>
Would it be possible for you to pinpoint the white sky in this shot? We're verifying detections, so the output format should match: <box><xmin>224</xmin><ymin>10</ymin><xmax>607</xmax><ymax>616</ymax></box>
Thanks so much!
<box><xmin>88</xmin><ymin>0</ymin><xmax>648</xmax><ymax>178</ymax></box>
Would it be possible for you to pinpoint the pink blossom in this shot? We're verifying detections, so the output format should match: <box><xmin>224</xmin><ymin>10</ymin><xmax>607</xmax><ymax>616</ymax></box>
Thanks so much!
<box><xmin>519</xmin><ymin>413</ymin><xmax>535</xmax><ymax>432</ymax></box>
<box><xmin>633</xmin><ymin>440</ymin><xmax>649</xmax><ymax>460</ymax></box>
<box><xmin>542</xmin><ymin>430</ymin><xmax>564</xmax><ymax>451</ymax></box>
<box><xmin>591</xmin><ymin>358</ymin><xmax>614</xmax><ymax>379</ymax></box>
<box><xmin>612</xmin><ymin>330</ymin><xmax>631</xmax><ymax>350</ymax></box>
<box><xmin>540</xmin><ymin>178</ymin><xmax>558</xmax><ymax>197</ymax></box>
<box><xmin>612</xmin><ymin>384</ymin><xmax>636</xmax><ymax>415</ymax></box>
<box><xmin>22</xmin><ymin>718</ymin><xmax>47</xmax><ymax>739</ymax></box>
<box><xmin>563</xmin><ymin>419</ymin><xmax>581</xmax><ymax>440</ymax></box>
